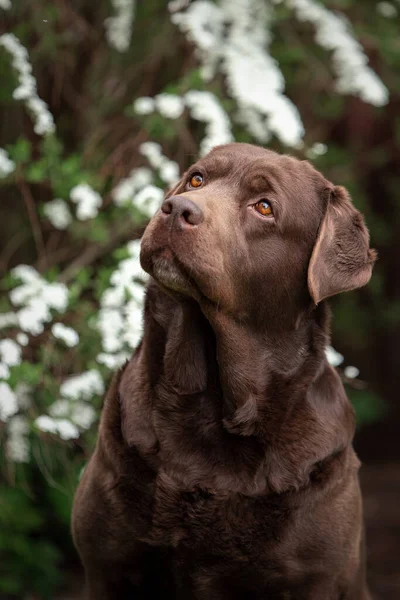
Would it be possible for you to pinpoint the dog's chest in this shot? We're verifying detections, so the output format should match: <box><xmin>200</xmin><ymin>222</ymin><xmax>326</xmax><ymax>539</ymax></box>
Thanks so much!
<box><xmin>146</xmin><ymin>479</ymin><xmax>293</xmax><ymax>560</ymax></box>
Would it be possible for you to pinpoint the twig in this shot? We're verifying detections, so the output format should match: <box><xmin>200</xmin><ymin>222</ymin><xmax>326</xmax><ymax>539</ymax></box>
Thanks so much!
<box><xmin>16</xmin><ymin>174</ymin><xmax>47</xmax><ymax>269</ymax></box>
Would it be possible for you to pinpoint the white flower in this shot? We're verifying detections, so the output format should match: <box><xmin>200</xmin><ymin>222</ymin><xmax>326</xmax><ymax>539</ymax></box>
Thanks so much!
<box><xmin>59</xmin><ymin>370</ymin><xmax>105</xmax><ymax>401</ymax></box>
<box><xmin>134</xmin><ymin>185</ymin><xmax>164</xmax><ymax>217</ymax></box>
<box><xmin>70</xmin><ymin>183</ymin><xmax>102</xmax><ymax>220</ymax></box>
<box><xmin>97</xmin><ymin>238</ymin><xmax>147</xmax><ymax>358</ymax></box>
<box><xmin>139</xmin><ymin>142</ymin><xmax>164</xmax><ymax>169</ymax></box>
<box><xmin>6</xmin><ymin>416</ymin><xmax>30</xmax><ymax>463</ymax></box>
<box><xmin>49</xmin><ymin>399</ymin><xmax>70</xmax><ymax>418</ymax></box>
<box><xmin>0</xmin><ymin>364</ymin><xmax>10</xmax><ymax>379</ymax></box>
<box><xmin>15</xmin><ymin>383</ymin><xmax>31</xmax><ymax>409</ymax></box>
<box><xmin>325</xmin><ymin>346</ymin><xmax>344</xmax><ymax>367</ymax></box>
<box><xmin>159</xmin><ymin>161</ymin><xmax>180</xmax><ymax>185</ymax></box>
<box><xmin>168</xmin><ymin>0</ymin><xmax>189</xmax><ymax>11</ymax></box>
<box><xmin>40</xmin><ymin>282</ymin><xmax>69</xmax><ymax>311</ymax></box>
<box><xmin>112</xmin><ymin>167</ymin><xmax>153</xmax><ymax>206</ymax></box>
<box><xmin>185</xmin><ymin>90</ymin><xmax>233</xmax><ymax>155</ymax></box>
<box><xmin>173</xmin><ymin>1</ymin><xmax>303</xmax><ymax>146</ymax></box>
<box><xmin>0</xmin><ymin>148</ymin><xmax>15</xmax><ymax>178</ymax></box>
<box><xmin>97</xmin><ymin>308</ymin><xmax>125</xmax><ymax>353</ymax></box>
<box><xmin>44</xmin><ymin>199</ymin><xmax>72</xmax><ymax>230</ymax></box>
<box><xmin>288</xmin><ymin>0</ymin><xmax>389</xmax><ymax>107</ymax></box>
<box><xmin>105</xmin><ymin>0</ymin><xmax>136</xmax><ymax>52</ymax></box>
<box><xmin>0</xmin><ymin>382</ymin><xmax>18</xmax><ymax>421</ymax></box>
<box><xmin>0</xmin><ymin>33</ymin><xmax>55</xmax><ymax>135</ymax></box>
<box><xmin>16</xmin><ymin>332</ymin><xmax>29</xmax><ymax>346</ymax></box>
<box><xmin>133</xmin><ymin>96</ymin><xmax>155</xmax><ymax>115</ymax></box>
<box><xmin>11</xmin><ymin>264</ymin><xmax>40</xmax><ymax>283</ymax></box>
<box><xmin>71</xmin><ymin>402</ymin><xmax>97</xmax><ymax>430</ymax></box>
<box><xmin>0</xmin><ymin>339</ymin><xmax>22</xmax><ymax>367</ymax></box>
<box><xmin>344</xmin><ymin>366</ymin><xmax>360</xmax><ymax>379</ymax></box>
<box><xmin>35</xmin><ymin>415</ymin><xmax>79</xmax><ymax>440</ymax></box>
<box><xmin>96</xmin><ymin>352</ymin><xmax>130</xmax><ymax>369</ymax></box>
<box><xmin>376</xmin><ymin>2</ymin><xmax>397</xmax><ymax>18</ymax></box>
<box><xmin>51</xmin><ymin>323</ymin><xmax>79</xmax><ymax>347</ymax></box>
<box><xmin>0</xmin><ymin>312</ymin><xmax>18</xmax><ymax>329</ymax></box>
<box><xmin>49</xmin><ymin>399</ymin><xmax>97</xmax><ymax>430</ymax></box>
<box><xmin>122</xmin><ymin>299</ymin><xmax>144</xmax><ymax>349</ymax></box>
<box><xmin>10</xmin><ymin>268</ymin><xmax>69</xmax><ymax>335</ymax></box>
<box><xmin>155</xmin><ymin>94</ymin><xmax>185</xmax><ymax>119</ymax></box>
<box><xmin>17</xmin><ymin>299</ymin><xmax>50</xmax><ymax>335</ymax></box>
<box><xmin>311</xmin><ymin>142</ymin><xmax>327</xmax><ymax>156</ymax></box>
<box><xmin>0</xmin><ymin>0</ymin><xmax>12</xmax><ymax>10</ymax></box>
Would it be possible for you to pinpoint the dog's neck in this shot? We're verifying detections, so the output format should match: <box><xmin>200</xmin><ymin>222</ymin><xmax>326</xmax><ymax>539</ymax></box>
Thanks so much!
<box><xmin>162</xmin><ymin>294</ymin><xmax>330</xmax><ymax>436</ymax></box>
<box><xmin>117</xmin><ymin>283</ymin><xmax>354</xmax><ymax>493</ymax></box>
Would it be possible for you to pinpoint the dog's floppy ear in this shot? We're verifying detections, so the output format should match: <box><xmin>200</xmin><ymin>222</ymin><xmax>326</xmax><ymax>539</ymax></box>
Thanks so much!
<box><xmin>308</xmin><ymin>185</ymin><xmax>377</xmax><ymax>304</ymax></box>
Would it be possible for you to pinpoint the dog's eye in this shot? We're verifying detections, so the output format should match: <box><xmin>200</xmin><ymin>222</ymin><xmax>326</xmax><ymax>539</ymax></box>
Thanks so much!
<box><xmin>254</xmin><ymin>200</ymin><xmax>272</xmax><ymax>217</ymax></box>
<box><xmin>189</xmin><ymin>173</ymin><xmax>203</xmax><ymax>188</ymax></box>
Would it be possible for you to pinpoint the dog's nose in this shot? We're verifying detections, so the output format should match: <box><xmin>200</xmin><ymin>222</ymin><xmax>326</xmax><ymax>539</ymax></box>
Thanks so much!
<box><xmin>161</xmin><ymin>195</ymin><xmax>204</xmax><ymax>227</ymax></box>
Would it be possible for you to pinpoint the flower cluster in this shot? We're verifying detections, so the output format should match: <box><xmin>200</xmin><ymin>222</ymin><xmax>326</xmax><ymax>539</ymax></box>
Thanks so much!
<box><xmin>105</xmin><ymin>0</ymin><xmax>136</xmax><ymax>52</ymax></box>
<box><xmin>7</xmin><ymin>265</ymin><xmax>69</xmax><ymax>335</ymax></box>
<box><xmin>0</xmin><ymin>33</ymin><xmax>55</xmax><ymax>135</ymax></box>
<box><xmin>287</xmin><ymin>0</ymin><xmax>389</xmax><ymax>107</ymax></box>
<box><xmin>70</xmin><ymin>183</ymin><xmax>102</xmax><ymax>220</ymax></box>
<box><xmin>0</xmin><ymin>148</ymin><xmax>16</xmax><ymax>178</ymax></box>
<box><xmin>0</xmin><ymin>0</ymin><xmax>12</xmax><ymax>11</ymax></box>
<box><xmin>97</xmin><ymin>239</ymin><xmax>147</xmax><ymax>369</ymax></box>
<box><xmin>134</xmin><ymin>92</ymin><xmax>233</xmax><ymax>156</ymax></box>
<box><xmin>171</xmin><ymin>0</ymin><xmax>304</xmax><ymax>146</ymax></box>
<box><xmin>43</xmin><ymin>198</ymin><xmax>73</xmax><ymax>230</ymax></box>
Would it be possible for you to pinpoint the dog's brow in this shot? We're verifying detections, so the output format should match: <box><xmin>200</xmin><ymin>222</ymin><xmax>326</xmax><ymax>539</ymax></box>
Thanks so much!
<box><xmin>200</xmin><ymin>155</ymin><xmax>232</xmax><ymax>178</ymax></box>
<box><xmin>241</xmin><ymin>173</ymin><xmax>275</xmax><ymax>196</ymax></box>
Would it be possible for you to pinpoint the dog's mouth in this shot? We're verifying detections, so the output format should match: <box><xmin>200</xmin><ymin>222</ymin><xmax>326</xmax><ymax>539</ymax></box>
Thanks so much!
<box><xmin>146</xmin><ymin>248</ymin><xmax>204</xmax><ymax>301</ymax></box>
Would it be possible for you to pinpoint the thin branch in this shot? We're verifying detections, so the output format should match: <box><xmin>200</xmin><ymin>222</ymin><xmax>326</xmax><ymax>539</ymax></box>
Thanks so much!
<box><xmin>16</xmin><ymin>174</ymin><xmax>47</xmax><ymax>270</ymax></box>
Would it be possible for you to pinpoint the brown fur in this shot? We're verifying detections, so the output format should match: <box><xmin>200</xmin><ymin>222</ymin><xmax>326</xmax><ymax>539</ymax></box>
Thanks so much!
<box><xmin>72</xmin><ymin>143</ymin><xmax>375</xmax><ymax>599</ymax></box>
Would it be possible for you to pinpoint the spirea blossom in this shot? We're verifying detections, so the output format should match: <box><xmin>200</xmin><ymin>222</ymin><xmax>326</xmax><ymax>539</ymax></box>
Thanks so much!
<box><xmin>172</xmin><ymin>0</ymin><xmax>304</xmax><ymax>146</ymax></box>
<box><xmin>287</xmin><ymin>0</ymin><xmax>389</xmax><ymax>106</ymax></box>
<box><xmin>0</xmin><ymin>148</ymin><xmax>16</xmax><ymax>178</ymax></box>
<box><xmin>139</xmin><ymin>142</ymin><xmax>180</xmax><ymax>185</ymax></box>
<box><xmin>105</xmin><ymin>0</ymin><xmax>136</xmax><ymax>52</ymax></box>
<box><xmin>112</xmin><ymin>167</ymin><xmax>153</xmax><ymax>206</ymax></box>
<box><xmin>35</xmin><ymin>415</ymin><xmax>79</xmax><ymax>440</ymax></box>
<box><xmin>133</xmin><ymin>97</ymin><xmax>155</xmax><ymax>115</ymax></box>
<box><xmin>0</xmin><ymin>0</ymin><xmax>12</xmax><ymax>10</ymax></box>
<box><xmin>344</xmin><ymin>366</ymin><xmax>360</xmax><ymax>379</ymax></box>
<box><xmin>0</xmin><ymin>339</ymin><xmax>22</xmax><ymax>367</ymax></box>
<box><xmin>96</xmin><ymin>239</ymin><xmax>147</xmax><ymax>368</ymax></box>
<box><xmin>0</xmin><ymin>382</ymin><xmax>18</xmax><ymax>422</ymax></box>
<box><xmin>0</xmin><ymin>34</ymin><xmax>55</xmax><ymax>135</ymax></box>
<box><xmin>325</xmin><ymin>346</ymin><xmax>344</xmax><ymax>367</ymax></box>
<box><xmin>51</xmin><ymin>323</ymin><xmax>79</xmax><ymax>347</ymax></box>
<box><xmin>10</xmin><ymin>265</ymin><xmax>69</xmax><ymax>335</ymax></box>
<box><xmin>376</xmin><ymin>2</ymin><xmax>397</xmax><ymax>18</ymax></box>
<box><xmin>50</xmin><ymin>399</ymin><xmax>97</xmax><ymax>430</ymax></box>
<box><xmin>155</xmin><ymin>94</ymin><xmax>185</xmax><ymax>119</ymax></box>
<box><xmin>185</xmin><ymin>90</ymin><xmax>233</xmax><ymax>155</ymax></box>
<box><xmin>59</xmin><ymin>370</ymin><xmax>105</xmax><ymax>401</ymax></box>
<box><xmin>6</xmin><ymin>416</ymin><xmax>29</xmax><ymax>463</ymax></box>
<box><xmin>70</xmin><ymin>183</ymin><xmax>102</xmax><ymax>220</ymax></box>
<box><xmin>0</xmin><ymin>312</ymin><xmax>18</xmax><ymax>329</ymax></box>
<box><xmin>44</xmin><ymin>198</ymin><xmax>72</xmax><ymax>230</ymax></box>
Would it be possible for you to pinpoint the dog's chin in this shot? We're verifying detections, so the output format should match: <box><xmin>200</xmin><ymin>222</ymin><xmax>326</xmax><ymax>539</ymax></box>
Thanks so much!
<box><xmin>149</xmin><ymin>254</ymin><xmax>196</xmax><ymax>298</ymax></box>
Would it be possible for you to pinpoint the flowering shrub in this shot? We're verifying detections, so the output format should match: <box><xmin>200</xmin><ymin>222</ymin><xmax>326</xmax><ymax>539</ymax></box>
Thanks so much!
<box><xmin>0</xmin><ymin>0</ymin><xmax>392</xmax><ymax>595</ymax></box>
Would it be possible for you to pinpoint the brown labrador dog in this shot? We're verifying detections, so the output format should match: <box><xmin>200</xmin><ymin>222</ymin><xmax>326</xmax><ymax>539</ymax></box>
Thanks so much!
<box><xmin>72</xmin><ymin>143</ymin><xmax>376</xmax><ymax>599</ymax></box>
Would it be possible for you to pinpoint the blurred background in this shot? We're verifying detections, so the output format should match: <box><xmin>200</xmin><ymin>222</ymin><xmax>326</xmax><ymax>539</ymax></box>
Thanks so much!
<box><xmin>0</xmin><ymin>1</ymin><xmax>399</xmax><ymax>598</ymax></box>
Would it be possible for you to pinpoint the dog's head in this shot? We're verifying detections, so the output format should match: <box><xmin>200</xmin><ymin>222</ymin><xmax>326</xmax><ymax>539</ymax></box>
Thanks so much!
<box><xmin>140</xmin><ymin>143</ymin><xmax>376</xmax><ymax>326</ymax></box>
